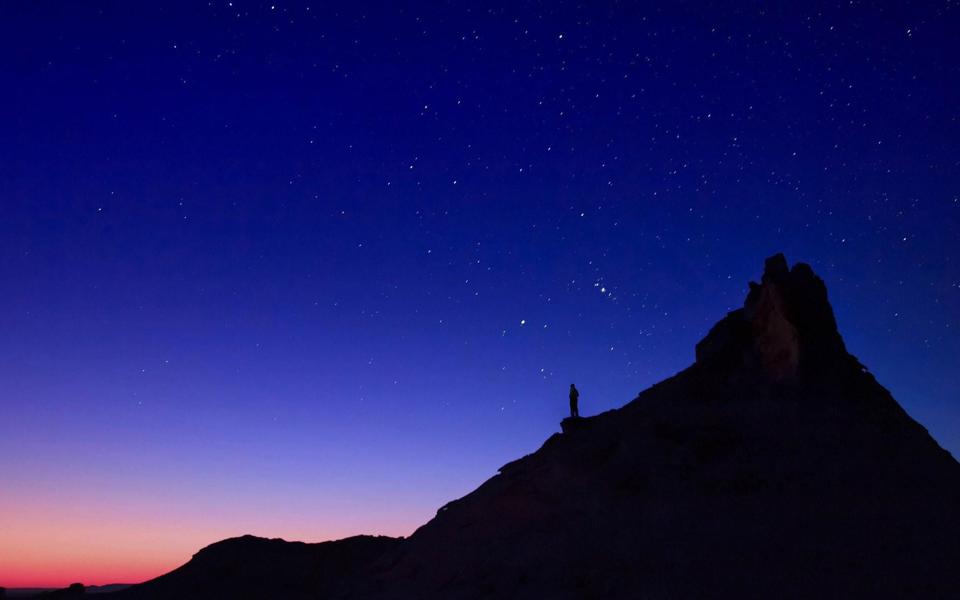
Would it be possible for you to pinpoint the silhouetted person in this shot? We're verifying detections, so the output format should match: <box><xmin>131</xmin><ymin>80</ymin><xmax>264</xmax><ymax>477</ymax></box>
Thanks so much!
<box><xmin>569</xmin><ymin>384</ymin><xmax>580</xmax><ymax>418</ymax></box>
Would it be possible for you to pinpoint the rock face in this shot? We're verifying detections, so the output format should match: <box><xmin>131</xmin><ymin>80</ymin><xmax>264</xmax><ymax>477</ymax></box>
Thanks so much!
<box><xmin>111</xmin><ymin>255</ymin><xmax>960</xmax><ymax>599</ymax></box>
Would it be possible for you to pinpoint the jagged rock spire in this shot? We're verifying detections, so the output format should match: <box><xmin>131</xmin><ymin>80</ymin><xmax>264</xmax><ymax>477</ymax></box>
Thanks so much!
<box><xmin>696</xmin><ymin>253</ymin><xmax>849</xmax><ymax>380</ymax></box>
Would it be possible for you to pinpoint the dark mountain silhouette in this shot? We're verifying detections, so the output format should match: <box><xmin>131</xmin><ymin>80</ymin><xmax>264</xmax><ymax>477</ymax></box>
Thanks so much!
<box><xmin>111</xmin><ymin>535</ymin><xmax>399</xmax><ymax>600</ymax></box>
<box><xmin>36</xmin><ymin>584</ymin><xmax>85</xmax><ymax>599</ymax></box>
<box><xmin>4</xmin><ymin>585</ymin><xmax>129</xmax><ymax>598</ymax></box>
<box><xmin>4</xmin><ymin>583</ymin><xmax>128</xmax><ymax>599</ymax></box>
<box><xmin>110</xmin><ymin>254</ymin><xmax>960</xmax><ymax>598</ymax></box>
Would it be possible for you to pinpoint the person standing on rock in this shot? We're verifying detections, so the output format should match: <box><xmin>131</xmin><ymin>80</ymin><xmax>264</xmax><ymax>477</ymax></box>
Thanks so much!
<box><xmin>569</xmin><ymin>384</ymin><xmax>580</xmax><ymax>418</ymax></box>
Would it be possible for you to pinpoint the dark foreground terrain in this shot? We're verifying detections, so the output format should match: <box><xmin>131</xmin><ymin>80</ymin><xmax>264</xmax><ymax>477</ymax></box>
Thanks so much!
<box><xmin>61</xmin><ymin>255</ymin><xmax>960</xmax><ymax>598</ymax></box>
<box><xmin>3</xmin><ymin>585</ymin><xmax>129</xmax><ymax>598</ymax></box>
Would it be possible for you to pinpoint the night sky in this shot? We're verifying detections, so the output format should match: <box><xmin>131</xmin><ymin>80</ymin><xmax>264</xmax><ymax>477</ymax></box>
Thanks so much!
<box><xmin>2</xmin><ymin>1</ymin><xmax>958</xmax><ymax>588</ymax></box>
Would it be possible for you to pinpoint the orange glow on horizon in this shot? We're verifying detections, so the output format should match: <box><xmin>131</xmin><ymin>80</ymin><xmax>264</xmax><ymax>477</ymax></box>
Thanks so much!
<box><xmin>0</xmin><ymin>504</ymin><xmax>419</xmax><ymax>589</ymax></box>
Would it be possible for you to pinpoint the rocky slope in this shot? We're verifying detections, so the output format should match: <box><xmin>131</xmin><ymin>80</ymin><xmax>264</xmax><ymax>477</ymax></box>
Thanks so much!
<box><xmin>113</xmin><ymin>254</ymin><xmax>960</xmax><ymax>599</ymax></box>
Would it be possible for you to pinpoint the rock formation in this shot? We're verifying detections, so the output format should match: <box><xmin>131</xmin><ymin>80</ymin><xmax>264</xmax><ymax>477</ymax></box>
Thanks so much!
<box><xmin>111</xmin><ymin>254</ymin><xmax>960</xmax><ymax>599</ymax></box>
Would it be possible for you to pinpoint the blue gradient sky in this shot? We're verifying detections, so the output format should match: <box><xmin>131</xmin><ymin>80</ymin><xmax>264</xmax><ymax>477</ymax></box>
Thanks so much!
<box><xmin>1</xmin><ymin>0</ymin><xmax>958</xmax><ymax>587</ymax></box>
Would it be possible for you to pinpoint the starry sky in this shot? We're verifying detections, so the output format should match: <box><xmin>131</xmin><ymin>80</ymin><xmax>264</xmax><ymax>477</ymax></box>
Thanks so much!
<box><xmin>2</xmin><ymin>0</ymin><xmax>958</xmax><ymax>589</ymax></box>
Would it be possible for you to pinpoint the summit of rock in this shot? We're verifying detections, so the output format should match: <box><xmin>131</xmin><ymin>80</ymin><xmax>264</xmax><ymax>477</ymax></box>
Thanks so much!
<box><xmin>695</xmin><ymin>253</ymin><xmax>850</xmax><ymax>381</ymax></box>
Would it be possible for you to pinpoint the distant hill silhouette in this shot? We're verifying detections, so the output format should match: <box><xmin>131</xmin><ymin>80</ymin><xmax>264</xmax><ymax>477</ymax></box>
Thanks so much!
<box><xmin>111</xmin><ymin>536</ymin><xmax>398</xmax><ymax>600</ymax></box>
<box><xmin>5</xmin><ymin>583</ymin><xmax>128</xmax><ymax>598</ymax></box>
<box><xmin>36</xmin><ymin>584</ymin><xmax>85</xmax><ymax>599</ymax></box>
<box><xmin>110</xmin><ymin>254</ymin><xmax>960</xmax><ymax>598</ymax></box>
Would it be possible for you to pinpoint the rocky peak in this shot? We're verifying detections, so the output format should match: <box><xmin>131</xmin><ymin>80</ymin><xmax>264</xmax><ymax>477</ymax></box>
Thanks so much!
<box><xmin>696</xmin><ymin>253</ymin><xmax>849</xmax><ymax>380</ymax></box>
<box><xmin>108</xmin><ymin>253</ymin><xmax>960</xmax><ymax>599</ymax></box>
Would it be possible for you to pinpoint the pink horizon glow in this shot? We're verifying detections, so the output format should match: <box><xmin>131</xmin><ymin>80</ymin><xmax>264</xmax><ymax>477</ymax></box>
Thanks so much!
<box><xmin>1</xmin><ymin>519</ymin><xmax>418</xmax><ymax>589</ymax></box>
